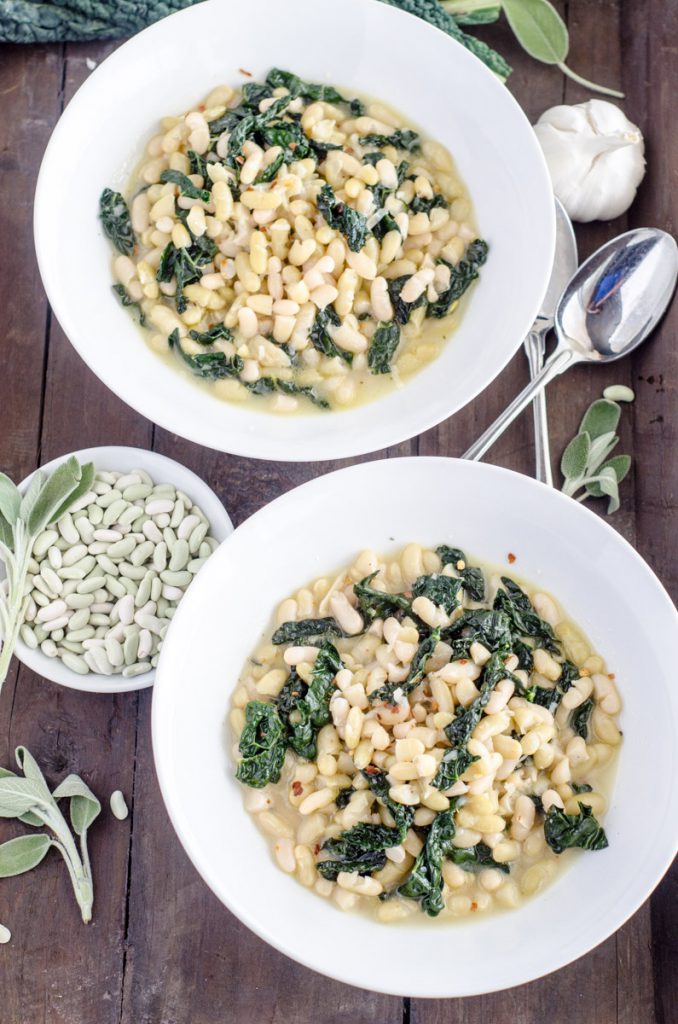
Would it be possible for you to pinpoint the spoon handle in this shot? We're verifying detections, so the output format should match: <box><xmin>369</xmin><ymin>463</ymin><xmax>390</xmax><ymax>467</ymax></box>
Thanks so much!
<box><xmin>463</xmin><ymin>347</ymin><xmax>574</xmax><ymax>463</ymax></box>
<box><xmin>524</xmin><ymin>329</ymin><xmax>553</xmax><ymax>486</ymax></box>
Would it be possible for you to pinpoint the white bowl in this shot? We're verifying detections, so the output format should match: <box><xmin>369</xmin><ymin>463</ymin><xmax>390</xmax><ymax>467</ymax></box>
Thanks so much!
<box><xmin>15</xmin><ymin>446</ymin><xmax>233</xmax><ymax>694</ymax></box>
<box><xmin>34</xmin><ymin>0</ymin><xmax>554</xmax><ymax>462</ymax></box>
<box><xmin>152</xmin><ymin>457</ymin><xmax>678</xmax><ymax>997</ymax></box>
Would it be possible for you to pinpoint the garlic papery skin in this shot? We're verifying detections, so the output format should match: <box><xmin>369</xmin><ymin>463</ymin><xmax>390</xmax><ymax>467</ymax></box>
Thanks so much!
<box><xmin>534</xmin><ymin>100</ymin><xmax>646</xmax><ymax>223</ymax></box>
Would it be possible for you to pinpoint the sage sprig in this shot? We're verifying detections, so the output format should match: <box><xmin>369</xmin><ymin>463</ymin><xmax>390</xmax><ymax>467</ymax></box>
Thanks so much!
<box><xmin>560</xmin><ymin>395</ymin><xmax>632</xmax><ymax>513</ymax></box>
<box><xmin>0</xmin><ymin>747</ymin><xmax>100</xmax><ymax>923</ymax></box>
<box><xmin>443</xmin><ymin>0</ymin><xmax>623</xmax><ymax>97</ymax></box>
<box><xmin>0</xmin><ymin>456</ymin><xmax>94</xmax><ymax>692</ymax></box>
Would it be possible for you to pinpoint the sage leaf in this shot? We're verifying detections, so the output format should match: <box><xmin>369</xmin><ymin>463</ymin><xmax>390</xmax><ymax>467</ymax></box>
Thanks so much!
<box><xmin>15</xmin><ymin>746</ymin><xmax>52</xmax><ymax>799</ymax></box>
<box><xmin>18</xmin><ymin>469</ymin><xmax>46</xmax><ymax>522</ymax></box>
<box><xmin>0</xmin><ymin>777</ymin><xmax>49</xmax><ymax>818</ymax></box>
<box><xmin>560</xmin><ymin>431</ymin><xmax>590</xmax><ymax>480</ymax></box>
<box><xmin>586</xmin><ymin>455</ymin><xmax>632</xmax><ymax>497</ymax></box>
<box><xmin>502</xmin><ymin>0</ymin><xmax>567</xmax><ymax>63</ymax></box>
<box><xmin>27</xmin><ymin>456</ymin><xmax>83</xmax><ymax>536</ymax></box>
<box><xmin>52</xmin><ymin>774</ymin><xmax>101</xmax><ymax>835</ymax></box>
<box><xmin>0</xmin><ymin>513</ymin><xmax>12</xmax><ymax>551</ymax></box>
<box><xmin>0</xmin><ymin>474</ymin><xmax>21</xmax><ymax>529</ymax></box>
<box><xmin>0</xmin><ymin>834</ymin><xmax>51</xmax><ymax>877</ymax></box>
<box><xmin>579</xmin><ymin>399</ymin><xmax>621</xmax><ymax>441</ymax></box>
<box><xmin>48</xmin><ymin>462</ymin><xmax>95</xmax><ymax>526</ymax></box>
<box><xmin>590</xmin><ymin>466</ymin><xmax>621</xmax><ymax>513</ymax></box>
<box><xmin>587</xmin><ymin>431</ymin><xmax>619</xmax><ymax>474</ymax></box>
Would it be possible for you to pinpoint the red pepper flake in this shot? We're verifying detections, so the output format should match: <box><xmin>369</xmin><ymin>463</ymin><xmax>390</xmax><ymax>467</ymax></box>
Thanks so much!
<box><xmin>289</xmin><ymin>142</ymin><xmax>297</xmax><ymax>151</ymax></box>
<box><xmin>313</xmin><ymin>843</ymin><xmax>321</xmax><ymax>856</ymax></box>
<box><xmin>507</xmin><ymin>552</ymin><xmax>517</xmax><ymax>564</ymax></box>
<box><xmin>580</xmin><ymin>668</ymin><xmax>590</xmax><ymax>677</ymax></box>
<box><xmin>198</xmin><ymin>104</ymin><xmax>206</xmax><ymax>111</ymax></box>
<box><xmin>239</xmin><ymin>67</ymin><xmax>253</xmax><ymax>77</ymax></box>
<box><xmin>292</xmin><ymin>781</ymin><xmax>303</xmax><ymax>797</ymax></box>
<box><xmin>608</xmin><ymin>672</ymin><xmax>616</xmax><ymax>680</ymax></box>
<box><xmin>364</xmin><ymin>765</ymin><xmax>379</xmax><ymax>776</ymax></box>
<box><xmin>235</xmin><ymin>155</ymin><xmax>245</xmax><ymax>165</ymax></box>
<box><xmin>458</xmin><ymin>659</ymin><xmax>468</xmax><ymax>666</ymax></box>
<box><xmin>470</xmin><ymin>901</ymin><xmax>478</xmax><ymax>912</ymax></box>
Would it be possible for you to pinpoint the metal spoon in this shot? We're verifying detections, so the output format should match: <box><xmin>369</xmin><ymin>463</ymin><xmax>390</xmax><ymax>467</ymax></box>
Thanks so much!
<box><xmin>523</xmin><ymin>199</ymin><xmax>578</xmax><ymax>485</ymax></box>
<box><xmin>464</xmin><ymin>228</ymin><xmax>678</xmax><ymax>464</ymax></box>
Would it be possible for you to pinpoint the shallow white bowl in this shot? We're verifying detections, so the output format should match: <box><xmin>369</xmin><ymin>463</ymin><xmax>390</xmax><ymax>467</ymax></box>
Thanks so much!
<box><xmin>15</xmin><ymin>446</ymin><xmax>233</xmax><ymax>694</ymax></box>
<box><xmin>152</xmin><ymin>457</ymin><xmax>678</xmax><ymax>997</ymax></box>
<box><xmin>34</xmin><ymin>0</ymin><xmax>554</xmax><ymax>462</ymax></box>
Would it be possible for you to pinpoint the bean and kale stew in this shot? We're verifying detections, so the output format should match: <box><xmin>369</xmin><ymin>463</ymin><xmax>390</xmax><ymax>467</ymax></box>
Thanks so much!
<box><xmin>231</xmin><ymin>544</ymin><xmax>620</xmax><ymax>921</ymax></box>
<box><xmin>100</xmin><ymin>69</ymin><xmax>487</xmax><ymax>413</ymax></box>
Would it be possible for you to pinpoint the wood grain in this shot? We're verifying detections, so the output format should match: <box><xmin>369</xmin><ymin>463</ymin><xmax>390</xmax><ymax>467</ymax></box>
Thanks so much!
<box><xmin>0</xmin><ymin>4</ymin><xmax>676</xmax><ymax>1020</ymax></box>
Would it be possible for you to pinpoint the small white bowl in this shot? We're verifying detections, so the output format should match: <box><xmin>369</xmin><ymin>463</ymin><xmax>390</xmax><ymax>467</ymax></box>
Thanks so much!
<box><xmin>153</xmin><ymin>457</ymin><xmax>678</xmax><ymax>997</ymax></box>
<box><xmin>34</xmin><ymin>0</ymin><xmax>554</xmax><ymax>462</ymax></box>
<box><xmin>15</xmin><ymin>446</ymin><xmax>233</xmax><ymax>693</ymax></box>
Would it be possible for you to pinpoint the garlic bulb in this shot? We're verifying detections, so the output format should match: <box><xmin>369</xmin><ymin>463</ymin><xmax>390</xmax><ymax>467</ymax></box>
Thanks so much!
<box><xmin>534</xmin><ymin>100</ymin><xmax>645</xmax><ymax>223</ymax></box>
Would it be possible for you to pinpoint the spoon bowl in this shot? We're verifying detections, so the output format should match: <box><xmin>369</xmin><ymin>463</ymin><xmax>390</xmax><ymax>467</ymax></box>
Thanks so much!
<box><xmin>557</xmin><ymin>228</ymin><xmax>678</xmax><ymax>360</ymax></box>
<box><xmin>465</xmin><ymin>227</ymin><xmax>678</xmax><ymax>462</ymax></box>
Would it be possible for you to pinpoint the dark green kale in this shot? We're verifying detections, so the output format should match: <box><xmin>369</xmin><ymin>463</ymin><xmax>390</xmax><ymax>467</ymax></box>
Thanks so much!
<box><xmin>187</xmin><ymin>149</ymin><xmax>212</xmax><ymax>179</ymax></box>
<box><xmin>310</xmin><ymin>305</ymin><xmax>352</xmax><ymax>364</ymax></box>
<box><xmin>265</xmin><ymin>68</ymin><xmax>349</xmax><ymax>105</ymax></box>
<box><xmin>112</xmin><ymin>284</ymin><xmax>145</xmax><ymax>326</ymax></box>
<box><xmin>156</xmin><ymin>235</ymin><xmax>217</xmax><ymax>311</ymax></box>
<box><xmin>493</xmin><ymin>577</ymin><xmax>560</xmax><ymax>654</ymax></box>
<box><xmin>569</xmin><ymin>697</ymin><xmax>594</xmax><ymax>739</ymax></box>
<box><xmin>236</xmin><ymin>701</ymin><xmax>287</xmax><ymax>787</ymax></box>
<box><xmin>371</xmin><ymin>212</ymin><xmax>400</xmax><ymax>241</ymax></box>
<box><xmin>369</xmin><ymin>159</ymin><xmax>409</xmax><ymax>213</ymax></box>
<box><xmin>188</xmin><ymin>324</ymin><xmax>233</xmax><ymax>345</ymax></box>
<box><xmin>349</xmin><ymin>97</ymin><xmax>366</xmax><ymax>116</ymax></box>
<box><xmin>368</xmin><ymin>321</ymin><xmax>401</xmax><ymax>374</ymax></box>
<box><xmin>259</xmin><ymin>118</ymin><xmax>312</xmax><ymax>162</ymax></box>
<box><xmin>544</xmin><ymin>803</ymin><xmax>608</xmax><ymax>854</ymax></box>
<box><xmin>224</xmin><ymin>94</ymin><xmax>292</xmax><ymax>169</ymax></box>
<box><xmin>244</xmin><ymin>376</ymin><xmax>329</xmax><ymax>409</ymax></box>
<box><xmin>410</xmin><ymin>192</ymin><xmax>448</xmax><ymax>215</ymax></box>
<box><xmin>387</xmin><ymin>275</ymin><xmax>427</xmax><ymax>325</ymax></box>
<box><xmin>431</xmin><ymin>745</ymin><xmax>479</xmax><ymax>791</ymax></box>
<box><xmin>526</xmin><ymin>659</ymin><xmax>580</xmax><ymax>713</ymax></box>
<box><xmin>159</xmin><ymin>169</ymin><xmax>211</xmax><ymax>202</ymax></box>
<box><xmin>436</xmin><ymin>545</ymin><xmax>485</xmax><ymax>601</ymax></box>
<box><xmin>272</xmin><ymin>617</ymin><xmax>344</xmax><ymax>645</ymax></box>
<box><xmin>275</xmin><ymin>668</ymin><xmax>307</xmax><ymax>729</ymax></box>
<box><xmin>359</xmin><ymin>129</ymin><xmax>420</xmax><ymax>152</ymax></box>
<box><xmin>427</xmin><ymin>239</ymin><xmax>489</xmax><ymax>319</ymax></box>
<box><xmin>449</xmin><ymin>842</ymin><xmax>510</xmax><ymax>874</ymax></box>
<box><xmin>286</xmin><ymin>642</ymin><xmax>342</xmax><ymax>759</ymax></box>
<box><xmin>397</xmin><ymin>805</ymin><xmax>458</xmax><ymax>916</ymax></box>
<box><xmin>316</xmin><ymin>847</ymin><xmax>387</xmax><ymax>880</ymax></box>
<box><xmin>513</xmin><ymin>639</ymin><xmax>534</xmax><ymax>671</ymax></box>
<box><xmin>254</xmin><ymin>150</ymin><xmax>285</xmax><ymax>183</ymax></box>
<box><xmin>370</xmin><ymin>628</ymin><xmax>441</xmax><ymax>704</ymax></box>
<box><xmin>442</xmin><ymin>608</ymin><xmax>513</xmax><ymax>657</ymax></box>
<box><xmin>353</xmin><ymin>572</ymin><xmax>411</xmax><ymax>622</ymax></box>
<box><xmin>99</xmin><ymin>188</ymin><xmax>135</xmax><ymax>256</ymax></box>
<box><xmin>362</xmin><ymin>768</ymin><xmax>415</xmax><ymax>839</ymax></box>
<box><xmin>168</xmin><ymin>329</ymin><xmax>244</xmax><ymax>381</ymax></box>
<box><xmin>317</xmin><ymin>184</ymin><xmax>368</xmax><ymax>252</ymax></box>
<box><xmin>335</xmin><ymin>786</ymin><xmax>356</xmax><ymax>809</ymax></box>
<box><xmin>412</xmin><ymin>573</ymin><xmax>463</xmax><ymax>614</ymax></box>
<box><xmin>571</xmin><ymin>782</ymin><xmax>593</xmax><ymax>794</ymax></box>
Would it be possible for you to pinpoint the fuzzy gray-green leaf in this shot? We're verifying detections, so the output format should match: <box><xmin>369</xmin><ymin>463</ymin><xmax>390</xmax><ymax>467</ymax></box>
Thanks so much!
<box><xmin>48</xmin><ymin>462</ymin><xmax>95</xmax><ymax>526</ymax></box>
<box><xmin>0</xmin><ymin>474</ymin><xmax>21</xmax><ymax>529</ymax></box>
<box><xmin>579</xmin><ymin>399</ymin><xmax>621</xmax><ymax>441</ymax></box>
<box><xmin>586</xmin><ymin>431</ymin><xmax>619</xmax><ymax>474</ymax></box>
<box><xmin>19</xmin><ymin>470</ymin><xmax>46</xmax><ymax>523</ymax></box>
<box><xmin>52</xmin><ymin>774</ymin><xmax>101</xmax><ymax>836</ymax></box>
<box><xmin>502</xmin><ymin>0</ymin><xmax>568</xmax><ymax>64</ymax></box>
<box><xmin>0</xmin><ymin>834</ymin><xmax>51</xmax><ymax>877</ymax></box>
<box><xmin>27</xmin><ymin>457</ymin><xmax>83</xmax><ymax>537</ymax></box>
<box><xmin>561</xmin><ymin>431</ymin><xmax>590</xmax><ymax>480</ymax></box>
<box><xmin>586</xmin><ymin>455</ymin><xmax>632</xmax><ymax>498</ymax></box>
<box><xmin>0</xmin><ymin>777</ymin><xmax>49</xmax><ymax>818</ymax></box>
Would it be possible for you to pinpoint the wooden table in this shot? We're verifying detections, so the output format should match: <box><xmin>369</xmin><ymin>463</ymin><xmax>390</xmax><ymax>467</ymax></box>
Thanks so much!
<box><xmin>1</xmin><ymin>4</ymin><xmax>676</xmax><ymax>1021</ymax></box>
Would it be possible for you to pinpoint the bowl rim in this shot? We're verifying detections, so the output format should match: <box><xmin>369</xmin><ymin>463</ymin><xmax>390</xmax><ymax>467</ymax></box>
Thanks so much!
<box><xmin>33</xmin><ymin>0</ymin><xmax>556</xmax><ymax>462</ymax></box>
<box><xmin>152</xmin><ymin>455</ymin><xmax>678</xmax><ymax>996</ymax></box>
<box><xmin>14</xmin><ymin>445</ymin><xmax>233</xmax><ymax>694</ymax></box>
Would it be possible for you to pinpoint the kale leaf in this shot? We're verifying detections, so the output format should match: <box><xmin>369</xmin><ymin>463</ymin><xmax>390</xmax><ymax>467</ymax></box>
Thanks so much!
<box><xmin>449</xmin><ymin>842</ymin><xmax>510</xmax><ymax>874</ymax></box>
<box><xmin>427</xmin><ymin>239</ymin><xmax>489</xmax><ymax>319</ymax></box>
<box><xmin>410</xmin><ymin>193</ymin><xmax>448</xmax><ymax>215</ymax></box>
<box><xmin>359</xmin><ymin>129</ymin><xmax>420</xmax><ymax>152</ymax></box>
<box><xmin>370</xmin><ymin>628</ymin><xmax>441</xmax><ymax>704</ymax></box>
<box><xmin>335</xmin><ymin>786</ymin><xmax>355</xmax><ymax>809</ymax></box>
<box><xmin>368</xmin><ymin>321</ymin><xmax>401</xmax><ymax>374</ymax></box>
<box><xmin>168</xmin><ymin>329</ymin><xmax>244</xmax><ymax>381</ymax></box>
<box><xmin>112</xmin><ymin>284</ymin><xmax>145</xmax><ymax>326</ymax></box>
<box><xmin>317</xmin><ymin>184</ymin><xmax>368</xmax><ymax>252</ymax></box>
<box><xmin>387</xmin><ymin>275</ymin><xmax>427</xmax><ymax>325</ymax></box>
<box><xmin>265</xmin><ymin>68</ymin><xmax>349</xmax><ymax>105</ymax></box>
<box><xmin>397</xmin><ymin>805</ymin><xmax>458</xmax><ymax>916</ymax></box>
<box><xmin>571</xmin><ymin>782</ymin><xmax>593</xmax><ymax>794</ymax></box>
<box><xmin>156</xmin><ymin>236</ymin><xmax>217</xmax><ymax>311</ymax></box>
<box><xmin>286</xmin><ymin>642</ymin><xmax>342</xmax><ymax>759</ymax></box>
<box><xmin>544</xmin><ymin>803</ymin><xmax>608</xmax><ymax>854</ymax></box>
<box><xmin>236</xmin><ymin>701</ymin><xmax>287</xmax><ymax>788</ymax></box>
<box><xmin>353</xmin><ymin>571</ymin><xmax>411</xmax><ymax>623</ymax></box>
<box><xmin>316</xmin><ymin>848</ymin><xmax>387</xmax><ymax>880</ymax></box>
<box><xmin>310</xmin><ymin>305</ymin><xmax>352</xmax><ymax>363</ymax></box>
<box><xmin>188</xmin><ymin>324</ymin><xmax>233</xmax><ymax>345</ymax></box>
<box><xmin>159</xmin><ymin>169</ymin><xmax>211</xmax><ymax>202</ymax></box>
<box><xmin>569</xmin><ymin>697</ymin><xmax>594</xmax><ymax>739</ymax></box>
<box><xmin>412</xmin><ymin>573</ymin><xmax>463</xmax><ymax>614</ymax></box>
<box><xmin>436</xmin><ymin>545</ymin><xmax>485</xmax><ymax>601</ymax></box>
<box><xmin>431</xmin><ymin>745</ymin><xmax>479</xmax><ymax>791</ymax></box>
<box><xmin>275</xmin><ymin>668</ymin><xmax>307</xmax><ymax>729</ymax></box>
<box><xmin>362</xmin><ymin>768</ymin><xmax>415</xmax><ymax>839</ymax></box>
<box><xmin>442</xmin><ymin>608</ymin><xmax>513</xmax><ymax>657</ymax></box>
<box><xmin>244</xmin><ymin>376</ymin><xmax>329</xmax><ymax>409</ymax></box>
<box><xmin>493</xmin><ymin>577</ymin><xmax>560</xmax><ymax>654</ymax></box>
<box><xmin>272</xmin><ymin>617</ymin><xmax>344</xmax><ymax>645</ymax></box>
<box><xmin>99</xmin><ymin>188</ymin><xmax>135</xmax><ymax>256</ymax></box>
